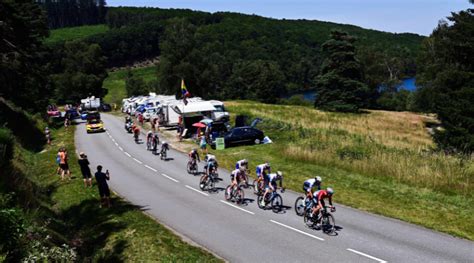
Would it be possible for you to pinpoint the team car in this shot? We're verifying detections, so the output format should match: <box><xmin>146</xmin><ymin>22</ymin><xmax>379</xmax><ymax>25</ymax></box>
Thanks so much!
<box><xmin>86</xmin><ymin>118</ymin><xmax>105</xmax><ymax>133</ymax></box>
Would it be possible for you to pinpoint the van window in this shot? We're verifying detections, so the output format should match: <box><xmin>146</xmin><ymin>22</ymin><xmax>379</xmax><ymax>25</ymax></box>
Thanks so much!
<box><xmin>214</xmin><ymin>105</ymin><xmax>224</xmax><ymax>112</ymax></box>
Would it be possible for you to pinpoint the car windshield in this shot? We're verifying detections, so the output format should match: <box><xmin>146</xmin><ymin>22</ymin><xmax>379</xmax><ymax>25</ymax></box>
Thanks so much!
<box><xmin>214</xmin><ymin>105</ymin><xmax>224</xmax><ymax>112</ymax></box>
<box><xmin>88</xmin><ymin>119</ymin><xmax>101</xmax><ymax>124</ymax></box>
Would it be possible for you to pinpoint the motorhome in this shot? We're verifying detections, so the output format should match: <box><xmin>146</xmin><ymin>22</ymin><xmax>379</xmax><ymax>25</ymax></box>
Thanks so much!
<box><xmin>209</xmin><ymin>100</ymin><xmax>230</xmax><ymax>122</ymax></box>
<box><xmin>81</xmin><ymin>96</ymin><xmax>101</xmax><ymax>110</ymax></box>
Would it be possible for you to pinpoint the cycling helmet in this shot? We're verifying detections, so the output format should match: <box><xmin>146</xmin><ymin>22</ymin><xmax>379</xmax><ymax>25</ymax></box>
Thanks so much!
<box><xmin>315</xmin><ymin>176</ymin><xmax>322</xmax><ymax>183</ymax></box>
<box><xmin>193</xmin><ymin>148</ymin><xmax>198</xmax><ymax>153</ymax></box>
<box><xmin>162</xmin><ymin>141</ymin><xmax>167</xmax><ymax>145</ymax></box>
<box><xmin>277</xmin><ymin>171</ymin><xmax>283</xmax><ymax>177</ymax></box>
<box><xmin>326</xmin><ymin>187</ymin><xmax>334</xmax><ymax>195</ymax></box>
<box><xmin>242</xmin><ymin>159</ymin><xmax>248</xmax><ymax>164</ymax></box>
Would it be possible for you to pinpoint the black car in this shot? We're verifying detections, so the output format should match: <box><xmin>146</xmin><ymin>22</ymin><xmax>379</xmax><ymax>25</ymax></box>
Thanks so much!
<box><xmin>216</xmin><ymin>126</ymin><xmax>264</xmax><ymax>148</ymax></box>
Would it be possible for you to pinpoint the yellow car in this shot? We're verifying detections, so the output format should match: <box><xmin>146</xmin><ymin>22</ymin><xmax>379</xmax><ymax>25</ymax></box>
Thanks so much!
<box><xmin>86</xmin><ymin>119</ymin><xmax>105</xmax><ymax>133</ymax></box>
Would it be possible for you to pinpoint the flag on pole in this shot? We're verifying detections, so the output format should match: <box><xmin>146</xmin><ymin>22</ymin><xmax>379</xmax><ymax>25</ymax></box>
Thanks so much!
<box><xmin>181</xmin><ymin>79</ymin><xmax>190</xmax><ymax>105</ymax></box>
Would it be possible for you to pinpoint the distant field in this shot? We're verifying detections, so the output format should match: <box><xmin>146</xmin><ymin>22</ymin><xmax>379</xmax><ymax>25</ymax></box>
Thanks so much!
<box><xmin>103</xmin><ymin>66</ymin><xmax>157</xmax><ymax>106</ymax></box>
<box><xmin>211</xmin><ymin>101</ymin><xmax>473</xmax><ymax>240</ymax></box>
<box><xmin>45</xmin><ymin>24</ymin><xmax>108</xmax><ymax>45</ymax></box>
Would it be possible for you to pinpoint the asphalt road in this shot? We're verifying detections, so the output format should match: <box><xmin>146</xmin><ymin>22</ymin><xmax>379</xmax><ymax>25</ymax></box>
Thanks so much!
<box><xmin>75</xmin><ymin>114</ymin><xmax>474</xmax><ymax>262</ymax></box>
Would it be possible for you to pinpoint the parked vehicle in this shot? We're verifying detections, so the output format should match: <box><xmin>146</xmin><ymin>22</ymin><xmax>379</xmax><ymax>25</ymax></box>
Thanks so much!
<box><xmin>81</xmin><ymin>96</ymin><xmax>101</xmax><ymax>110</ymax></box>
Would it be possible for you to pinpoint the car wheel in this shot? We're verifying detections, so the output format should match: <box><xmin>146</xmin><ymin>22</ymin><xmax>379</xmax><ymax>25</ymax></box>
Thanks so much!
<box><xmin>254</xmin><ymin>138</ymin><xmax>260</xmax><ymax>145</ymax></box>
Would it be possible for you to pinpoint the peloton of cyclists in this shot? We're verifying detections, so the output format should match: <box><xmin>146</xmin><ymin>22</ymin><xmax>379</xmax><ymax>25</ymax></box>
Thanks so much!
<box><xmin>260</xmin><ymin>171</ymin><xmax>284</xmax><ymax>206</ymax></box>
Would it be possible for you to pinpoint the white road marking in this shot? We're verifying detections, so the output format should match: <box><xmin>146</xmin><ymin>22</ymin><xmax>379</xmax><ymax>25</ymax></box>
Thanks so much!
<box><xmin>220</xmin><ymin>200</ymin><xmax>254</xmax><ymax>215</ymax></box>
<box><xmin>347</xmin><ymin>248</ymin><xmax>387</xmax><ymax>263</ymax></box>
<box><xmin>111</xmin><ymin>138</ymin><xmax>116</xmax><ymax>142</ymax></box>
<box><xmin>145</xmin><ymin>165</ymin><xmax>157</xmax><ymax>172</ymax></box>
<box><xmin>133</xmin><ymin>158</ymin><xmax>143</xmax><ymax>164</ymax></box>
<box><xmin>124</xmin><ymin>152</ymin><xmax>131</xmax><ymax>157</ymax></box>
<box><xmin>185</xmin><ymin>185</ymin><xmax>208</xmax><ymax>196</ymax></box>
<box><xmin>270</xmin><ymin>220</ymin><xmax>324</xmax><ymax>241</ymax></box>
<box><xmin>118</xmin><ymin>146</ymin><xmax>123</xmax><ymax>151</ymax></box>
<box><xmin>114</xmin><ymin>142</ymin><xmax>118</xmax><ymax>146</ymax></box>
<box><xmin>162</xmin><ymin>173</ymin><xmax>179</xmax><ymax>183</ymax></box>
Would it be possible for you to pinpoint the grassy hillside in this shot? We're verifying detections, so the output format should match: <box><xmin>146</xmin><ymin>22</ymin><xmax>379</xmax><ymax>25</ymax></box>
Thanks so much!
<box><xmin>103</xmin><ymin>66</ymin><xmax>158</xmax><ymax>105</ymax></box>
<box><xmin>210</xmin><ymin>101</ymin><xmax>473</xmax><ymax>240</ymax></box>
<box><xmin>45</xmin><ymin>24</ymin><xmax>108</xmax><ymax>45</ymax></box>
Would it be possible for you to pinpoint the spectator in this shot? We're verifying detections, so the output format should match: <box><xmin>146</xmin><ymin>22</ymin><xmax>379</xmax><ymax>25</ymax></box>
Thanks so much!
<box><xmin>78</xmin><ymin>152</ymin><xmax>92</xmax><ymax>188</ymax></box>
<box><xmin>45</xmin><ymin>127</ymin><xmax>51</xmax><ymax>145</ymax></box>
<box><xmin>59</xmin><ymin>148</ymin><xmax>71</xmax><ymax>180</ymax></box>
<box><xmin>200</xmin><ymin>133</ymin><xmax>207</xmax><ymax>154</ymax></box>
<box><xmin>94</xmin><ymin>165</ymin><xmax>111</xmax><ymax>208</ymax></box>
<box><xmin>56</xmin><ymin>148</ymin><xmax>62</xmax><ymax>175</ymax></box>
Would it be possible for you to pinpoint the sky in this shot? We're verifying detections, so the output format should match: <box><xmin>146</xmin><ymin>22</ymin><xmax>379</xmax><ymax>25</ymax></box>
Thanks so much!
<box><xmin>106</xmin><ymin>0</ymin><xmax>471</xmax><ymax>36</ymax></box>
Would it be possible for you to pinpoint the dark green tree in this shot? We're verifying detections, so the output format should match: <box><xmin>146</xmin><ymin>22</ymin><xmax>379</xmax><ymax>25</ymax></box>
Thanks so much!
<box><xmin>228</xmin><ymin>60</ymin><xmax>285</xmax><ymax>103</ymax></box>
<box><xmin>314</xmin><ymin>31</ymin><xmax>368</xmax><ymax>112</ymax></box>
<box><xmin>51</xmin><ymin>41</ymin><xmax>108</xmax><ymax>103</ymax></box>
<box><xmin>0</xmin><ymin>0</ymin><xmax>50</xmax><ymax>111</ymax></box>
<box><xmin>125</xmin><ymin>69</ymin><xmax>147</xmax><ymax>96</ymax></box>
<box><xmin>416</xmin><ymin>9</ymin><xmax>474</xmax><ymax>153</ymax></box>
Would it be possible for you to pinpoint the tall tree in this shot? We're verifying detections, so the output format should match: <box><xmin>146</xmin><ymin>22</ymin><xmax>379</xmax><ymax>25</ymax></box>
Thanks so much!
<box><xmin>314</xmin><ymin>31</ymin><xmax>368</xmax><ymax>112</ymax></box>
<box><xmin>125</xmin><ymin>69</ymin><xmax>147</xmax><ymax>96</ymax></box>
<box><xmin>51</xmin><ymin>41</ymin><xmax>108</xmax><ymax>103</ymax></box>
<box><xmin>0</xmin><ymin>0</ymin><xmax>50</xmax><ymax>111</ymax></box>
<box><xmin>416</xmin><ymin>9</ymin><xmax>474</xmax><ymax>153</ymax></box>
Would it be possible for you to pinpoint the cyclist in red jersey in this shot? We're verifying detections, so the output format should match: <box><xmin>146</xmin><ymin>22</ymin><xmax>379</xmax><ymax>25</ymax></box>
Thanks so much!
<box><xmin>310</xmin><ymin>187</ymin><xmax>335</xmax><ymax>219</ymax></box>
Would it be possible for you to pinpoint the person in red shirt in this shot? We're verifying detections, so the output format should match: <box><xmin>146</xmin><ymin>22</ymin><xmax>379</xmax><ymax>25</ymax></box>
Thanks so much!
<box><xmin>311</xmin><ymin>187</ymin><xmax>335</xmax><ymax>220</ymax></box>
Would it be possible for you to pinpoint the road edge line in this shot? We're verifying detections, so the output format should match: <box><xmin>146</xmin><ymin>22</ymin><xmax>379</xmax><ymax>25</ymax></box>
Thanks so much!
<box><xmin>162</xmin><ymin>173</ymin><xmax>179</xmax><ymax>183</ymax></box>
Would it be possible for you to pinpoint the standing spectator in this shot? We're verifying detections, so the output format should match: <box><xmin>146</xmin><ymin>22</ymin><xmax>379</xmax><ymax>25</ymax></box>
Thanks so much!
<box><xmin>200</xmin><ymin>133</ymin><xmax>208</xmax><ymax>154</ymax></box>
<box><xmin>94</xmin><ymin>165</ymin><xmax>111</xmax><ymax>208</ymax></box>
<box><xmin>78</xmin><ymin>152</ymin><xmax>92</xmax><ymax>188</ymax></box>
<box><xmin>45</xmin><ymin>127</ymin><xmax>51</xmax><ymax>145</ymax></box>
<box><xmin>56</xmin><ymin>148</ymin><xmax>62</xmax><ymax>175</ymax></box>
<box><xmin>59</xmin><ymin>148</ymin><xmax>71</xmax><ymax>180</ymax></box>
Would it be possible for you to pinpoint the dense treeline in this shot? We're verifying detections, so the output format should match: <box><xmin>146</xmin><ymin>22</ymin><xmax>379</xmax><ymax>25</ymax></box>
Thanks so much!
<box><xmin>37</xmin><ymin>0</ymin><xmax>107</xmax><ymax>29</ymax></box>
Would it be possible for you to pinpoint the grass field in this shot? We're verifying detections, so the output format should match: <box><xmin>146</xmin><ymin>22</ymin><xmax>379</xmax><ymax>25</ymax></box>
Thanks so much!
<box><xmin>209</xmin><ymin>101</ymin><xmax>473</xmax><ymax>240</ymax></box>
<box><xmin>9</xmin><ymin>122</ymin><xmax>219</xmax><ymax>261</ymax></box>
<box><xmin>45</xmin><ymin>24</ymin><xmax>108</xmax><ymax>45</ymax></box>
<box><xmin>103</xmin><ymin>66</ymin><xmax>158</xmax><ymax>106</ymax></box>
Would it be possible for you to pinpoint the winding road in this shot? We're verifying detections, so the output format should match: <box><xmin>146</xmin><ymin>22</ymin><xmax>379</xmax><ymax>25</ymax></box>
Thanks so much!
<box><xmin>75</xmin><ymin>114</ymin><xmax>474</xmax><ymax>262</ymax></box>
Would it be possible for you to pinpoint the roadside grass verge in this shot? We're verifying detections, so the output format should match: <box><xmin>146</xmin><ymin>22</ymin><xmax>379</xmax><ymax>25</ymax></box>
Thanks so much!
<box><xmin>212</xmin><ymin>101</ymin><xmax>473</xmax><ymax>240</ymax></box>
<box><xmin>103</xmin><ymin>65</ymin><xmax>157</xmax><ymax>106</ymax></box>
<box><xmin>14</xmin><ymin>124</ymin><xmax>220</xmax><ymax>261</ymax></box>
<box><xmin>44</xmin><ymin>24</ymin><xmax>109</xmax><ymax>45</ymax></box>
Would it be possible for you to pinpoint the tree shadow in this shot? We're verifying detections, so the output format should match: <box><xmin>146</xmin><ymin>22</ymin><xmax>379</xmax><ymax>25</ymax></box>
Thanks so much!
<box><xmin>57</xmin><ymin>198</ymin><xmax>145</xmax><ymax>261</ymax></box>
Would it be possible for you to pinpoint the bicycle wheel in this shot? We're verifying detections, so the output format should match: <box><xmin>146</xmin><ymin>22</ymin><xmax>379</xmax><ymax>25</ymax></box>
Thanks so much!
<box><xmin>271</xmin><ymin>194</ymin><xmax>283</xmax><ymax>213</ymax></box>
<box><xmin>199</xmin><ymin>176</ymin><xmax>208</xmax><ymax>190</ymax></box>
<box><xmin>235</xmin><ymin>188</ymin><xmax>244</xmax><ymax>204</ymax></box>
<box><xmin>322</xmin><ymin>214</ymin><xmax>336</xmax><ymax>235</ymax></box>
<box><xmin>209</xmin><ymin>178</ymin><xmax>216</xmax><ymax>192</ymax></box>
<box><xmin>187</xmin><ymin>162</ymin><xmax>192</xmax><ymax>174</ymax></box>
<box><xmin>191</xmin><ymin>163</ymin><xmax>198</xmax><ymax>174</ymax></box>
<box><xmin>224</xmin><ymin>185</ymin><xmax>232</xmax><ymax>201</ymax></box>
<box><xmin>303</xmin><ymin>210</ymin><xmax>315</xmax><ymax>228</ymax></box>
<box><xmin>294</xmin><ymin>196</ymin><xmax>305</xmax><ymax>216</ymax></box>
<box><xmin>257</xmin><ymin>195</ymin><xmax>265</xmax><ymax>209</ymax></box>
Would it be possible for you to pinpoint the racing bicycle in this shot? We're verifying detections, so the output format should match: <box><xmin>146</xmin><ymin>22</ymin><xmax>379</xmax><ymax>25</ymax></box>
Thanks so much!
<box><xmin>225</xmin><ymin>184</ymin><xmax>245</xmax><ymax>204</ymax></box>
<box><xmin>199</xmin><ymin>170</ymin><xmax>218</xmax><ymax>192</ymax></box>
<box><xmin>257</xmin><ymin>188</ymin><xmax>284</xmax><ymax>213</ymax></box>
<box><xmin>187</xmin><ymin>159</ymin><xmax>198</xmax><ymax>175</ymax></box>
<box><xmin>303</xmin><ymin>206</ymin><xmax>336</xmax><ymax>235</ymax></box>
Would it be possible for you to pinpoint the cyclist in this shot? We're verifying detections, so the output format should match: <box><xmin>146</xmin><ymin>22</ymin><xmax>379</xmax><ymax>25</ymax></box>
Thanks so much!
<box><xmin>160</xmin><ymin>141</ymin><xmax>169</xmax><ymax>155</ymax></box>
<box><xmin>188</xmin><ymin>148</ymin><xmax>200</xmax><ymax>164</ymax></box>
<box><xmin>202</xmin><ymin>154</ymin><xmax>218</xmax><ymax>182</ymax></box>
<box><xmin>303</xmin><ymin>176</ymin><xmax>322</xmax><ymax>201</ymax></box>
<box><xmin>152</xmin><ymin>133</ymin><xmax>159</xmax><ymax>153</ymax></box>
<box><xmin>229</xmin><ymin>166</ymin><xmax>245</xmax><ymax>191</ymax></box>
<box><xmin>260</xmin><ymin>171</ymin><xmax>283</xmax><ymax>206</ymax></box>
<box><xmin>310</xmin><ymin>187</ymin><xmax>335</xmax><ymax>223</ymax></box>
<box><xmin>146</xmin><ymin>131</ymin><xmax>153</xmax><ymax>149</ymax></box>
<box><xmin>255</xmin><ymin>162</ymin><xmax>270</xmax><ymax>189</ymax></box>
<box><xmin>235</xmin><ymin>159</ymin><xmax>248</xmax><ymax>170</ymax></box>
<box><xmin>133</xmin><ymin>124</ymin><xmax>140</xmax><ymax>142</ymax></box>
